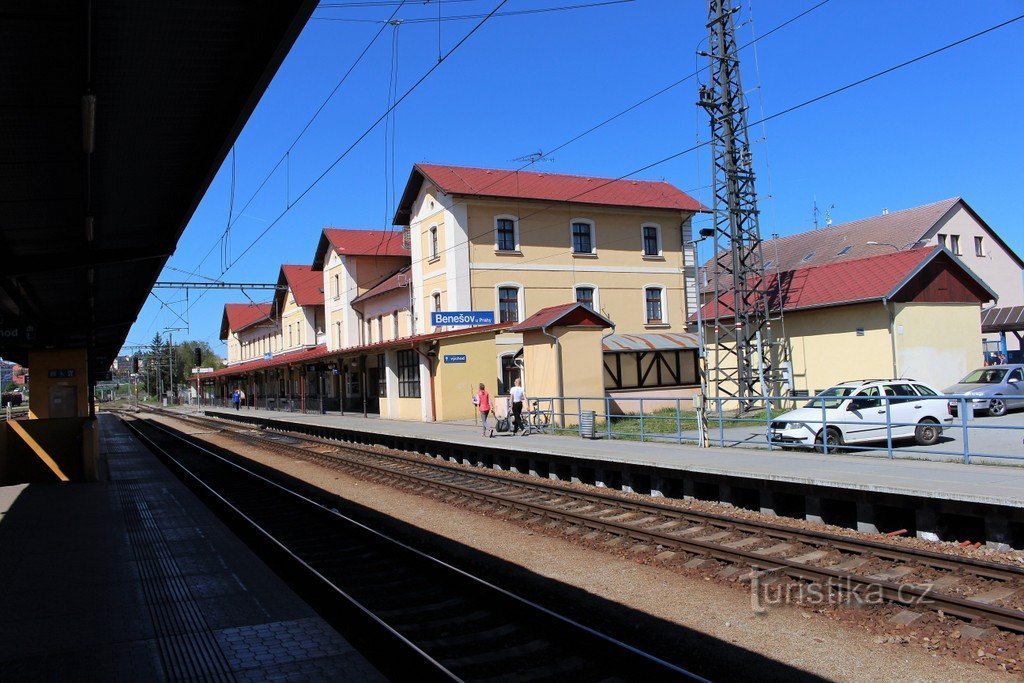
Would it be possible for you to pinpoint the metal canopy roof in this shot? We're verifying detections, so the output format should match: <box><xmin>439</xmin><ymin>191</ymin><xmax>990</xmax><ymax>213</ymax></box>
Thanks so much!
<box><xmin>982</xmin><ymin>306</ymin><xmax>1024</xmax><ymax>334</ymax></box>
<box><xmin>0</xmin><ymin>1</ymin><xmax>316</xmax><ymax>378</ymax></box>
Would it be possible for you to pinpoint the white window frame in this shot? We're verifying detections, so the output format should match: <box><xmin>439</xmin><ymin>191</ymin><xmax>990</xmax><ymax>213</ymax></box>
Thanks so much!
<box><xmin>497</xmin><ymin>351</ymin><xmax>521</xmax><ymax>395</ymax></box>
<box><xmin>950</xmin><ymin>234</ymin><xmax>961</xmax><ymax>255</ymax></box>
<box><xmin>495</xmin><ymin>282</ymin><xmax>525</xmax><ymax>324</ymax></box>
<box><xmin>569</xmin><ymin>218</ymin><xmax>597</xmax><ymax>255</ymax></box>
<box><xmin>335</xmin><ymin>321</ymin><xmax>342</xmax><ymax>348</ymax></box>
<box><xmin>429</xmin><ymin>225</ymin><xmax>439</xmax><ymax>261</ymax></box>
<box><xmin>643</xmin><ymin>284</ymin><xmax>668</xmax><ymax>326</ymax></box>
<box><xmin>332</xmin><ymin>273</ymin><xmax>340</xmax><ymax>300</ymax></box>
<box><xmin>431</xmin><ymin>290</ymin><xmax>442</xmax><ymax>313</ymax></box>
<box><xmin>392</xmin><ymin>310</ymin><xmax>399</xmax><ymax>339</ymax></box>
<box><xmin>974</xmin><ymin>235</ymin><xmax>985</xmax><ymax>257</ymax></box>
<box><xmin>640</xmin><ymin>222</ymin><xmax>663</xmax><ymax>258</ymax></box>
<box><xmin>494</xmin><ymin>214</ymin><xmax>521</xmax><ymax>253</ymax></box>
<box><xmin>573</xmin><ymin>283</ymin><xmax>600</xmax><ymax>312</ymax></box>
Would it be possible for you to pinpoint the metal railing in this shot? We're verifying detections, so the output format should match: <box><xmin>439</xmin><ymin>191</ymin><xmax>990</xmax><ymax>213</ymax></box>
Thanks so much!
<box><xmin>530</xmin><ymin>394</ymin><xmax>1024</xmax><ymax>465</ymax></box>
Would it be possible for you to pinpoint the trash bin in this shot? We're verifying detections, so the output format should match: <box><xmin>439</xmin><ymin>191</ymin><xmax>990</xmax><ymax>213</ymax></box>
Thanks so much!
<box><xmin>579</xmin><ymin>410</ymin><xmax>596</xmax><ymax>439</ymax></box>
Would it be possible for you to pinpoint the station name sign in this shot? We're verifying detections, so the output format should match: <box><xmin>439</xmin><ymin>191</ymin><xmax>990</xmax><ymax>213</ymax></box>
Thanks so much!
<box><xmin>47</xmin><ymin>368</ymin><xmax>75</xmax><ymax>378</ymax></box>
<box><xmin>443</xmin><ymin>354</ymin><xmax>467</xmax><ymax>364</ymax></box>
<box><xmin>430</xmin><ymin>311</ymin><xmax>495</xmax><ymax>327</ymax></box>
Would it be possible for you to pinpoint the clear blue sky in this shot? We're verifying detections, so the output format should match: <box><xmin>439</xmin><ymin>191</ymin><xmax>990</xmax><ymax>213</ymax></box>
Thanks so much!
<box><xmin>125</xmin><ymin>0</ymin><xmax>1024</xmax><ymax>356</ymax></box>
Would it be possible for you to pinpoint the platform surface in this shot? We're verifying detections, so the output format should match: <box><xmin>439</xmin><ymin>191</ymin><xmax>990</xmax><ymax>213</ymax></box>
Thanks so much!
<box><xmin>0</xmin><ymin>414</ymin><xmax>382</xmax><ymax>681</ymax></box>
<box><xmin>200</xmin><ymin>406</ymin><xmax>1024</xmax><ymax>509</ymax></box>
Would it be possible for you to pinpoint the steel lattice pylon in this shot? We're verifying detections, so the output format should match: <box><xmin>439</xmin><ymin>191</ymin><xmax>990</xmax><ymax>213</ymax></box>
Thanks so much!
<box><xmin>699</xmin><ymin>0</ymin><xmax>787</xmax><ymax>405</ymax></box>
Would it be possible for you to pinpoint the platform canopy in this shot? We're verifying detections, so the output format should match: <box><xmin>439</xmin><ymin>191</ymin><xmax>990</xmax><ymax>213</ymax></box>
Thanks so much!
<box><xmin>981</xmin><ymin>306</ymin><xmax>1024</xmax><ymax>335</ymax></box>
<box><xmin>0</xmin><ymin>1</ymin><xmax>316</xmax><ymax>378</ymax></box>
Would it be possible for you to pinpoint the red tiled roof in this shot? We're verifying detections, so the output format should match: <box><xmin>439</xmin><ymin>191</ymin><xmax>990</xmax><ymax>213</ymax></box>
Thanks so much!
<box><xmin>221</xmin><ymin>302</ymin><xmax>274</xmax><ymax>339</ymax></box>
<box><xmin>510</xmin><ymin>302</ymin><xmax>614</xmax><ymax>332</ymax></box>
<box><xmin>351</xmin><ymin>267</ymin><xmax>411</xmax><ymax>305</ymax></box>
<box><xmin>395</xmin><ymin>163</ymin><xmax>706</xmax><ymax>224</ymax></box>
<box><xmin>696</xmin><ymin>247</ymin><xmax>991</xmax><ymax>320</ymax></box>
<box><xmin>199</xmin><ymin>324</ymin><xmax>512</xmax><ymax>379</ymax></box>
<box><xmin>323</xmin><ymin>228</ymin><xmax>408</xmax><ymax>257</ymax></box>
<box><xmin>280</xmin><ymin>264</ymin><xmax>324</xmax><ymax>307</ymax></box>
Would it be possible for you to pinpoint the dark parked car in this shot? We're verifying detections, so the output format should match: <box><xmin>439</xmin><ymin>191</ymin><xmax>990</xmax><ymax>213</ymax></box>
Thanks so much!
<box><xmin>944</xmin><ymin>364</ymin><xmax>1024</xmax><ymax>417</ymax></box>
<box><xmin>1</xmin><ymin>391</ymin><xmax>23</xmax><ymax>407</ymax></box>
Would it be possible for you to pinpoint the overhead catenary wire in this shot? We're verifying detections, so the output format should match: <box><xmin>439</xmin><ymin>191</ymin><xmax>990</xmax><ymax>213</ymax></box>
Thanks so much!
<box><xmin>313</xmin><ymin>0</ymin><xmax>635</xmax><ymax>24</ymax></box>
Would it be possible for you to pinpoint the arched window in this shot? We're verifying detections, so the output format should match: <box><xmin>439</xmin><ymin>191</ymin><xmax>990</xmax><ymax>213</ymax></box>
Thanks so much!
<box><xmin>429</xmin><ymin>225</ymin><xmax>439</xmax><ymax>260</ymax></box>
<box><xmin>496</xmin><ymin>283</ymin><xmax>523</xmax><ymax>323</ymax></box>
<box><xmin>574</xmin><ymin>284</ymin><xmax>599</xmax><ymax>311</ymax></box>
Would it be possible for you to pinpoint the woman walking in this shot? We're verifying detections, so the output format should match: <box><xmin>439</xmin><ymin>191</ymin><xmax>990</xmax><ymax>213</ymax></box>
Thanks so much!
<box><xmin>475</xmin><ymin>383</ymin><xmax>493</xmax><ymax>438</ymax></box>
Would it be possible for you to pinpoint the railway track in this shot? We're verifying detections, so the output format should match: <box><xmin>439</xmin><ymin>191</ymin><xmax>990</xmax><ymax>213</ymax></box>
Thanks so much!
<box><xmin>146</xmin><ymin>408</ymin><xmax>1024</xmax><ymax>634</ymax></box>
<box><xmin>121</xmin><ymin>412</ymin><xmax>702</xmax><ymax>682</ymax></box>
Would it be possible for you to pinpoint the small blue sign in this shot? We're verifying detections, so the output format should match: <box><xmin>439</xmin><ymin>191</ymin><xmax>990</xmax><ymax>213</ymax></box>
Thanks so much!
<box><xmin>431</xmin><ymin>310</ymin><xmax>495</xmax><ymax>327</ymax></box>
<box><xmin>443</xmin><ymin>354</ymin><xmax>467</xmax><ymax>364</ymax></box>
<box><xmin>264</xmin><ymin>352</ymin><xmax>272</xmax><ymax>361</ymax></box>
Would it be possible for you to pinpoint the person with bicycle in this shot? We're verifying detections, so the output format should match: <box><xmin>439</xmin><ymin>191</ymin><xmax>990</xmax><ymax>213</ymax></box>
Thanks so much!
<box><xmin>509</xmin><ymin>377</ymin><xmax>526</xmax><ymax>435</ymax></box>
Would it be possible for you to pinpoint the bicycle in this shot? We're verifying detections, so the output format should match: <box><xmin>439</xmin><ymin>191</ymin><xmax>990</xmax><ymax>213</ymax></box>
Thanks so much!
<box><xmin>521</xmin><ymin>400</ymin><xmax>551</xmax><ymax>436</ymax></box>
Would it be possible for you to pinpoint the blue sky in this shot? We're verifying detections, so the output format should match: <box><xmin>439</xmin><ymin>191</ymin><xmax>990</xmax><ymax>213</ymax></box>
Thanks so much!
<box><xmin>126</xmin><ymin>0</ymin><xmax>1024</xmax><ymax>355</ymax></box>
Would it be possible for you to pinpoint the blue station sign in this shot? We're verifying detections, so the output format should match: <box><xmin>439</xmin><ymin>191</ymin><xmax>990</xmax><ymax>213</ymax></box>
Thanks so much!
<box><xmin>443</xmin><ymin>354</ymin><xmax>467</xmax><ymax>364</ymax></box>
<box><xmin>431</xmin><ymin>311</ymin><xmax>495</xmax><ymax>327</ymax></box>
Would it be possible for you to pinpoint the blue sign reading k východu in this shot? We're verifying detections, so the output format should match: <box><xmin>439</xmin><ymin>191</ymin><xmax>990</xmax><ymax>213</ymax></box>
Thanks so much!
<box><xmin>443</xmin><ymin>354</ymin><xmax>467</xmax><ymax>364</ymax></box>
<box><xmin>430</xmin><ymin>311</ymin><xmax>495</xmax><ymax>327</ymax></box>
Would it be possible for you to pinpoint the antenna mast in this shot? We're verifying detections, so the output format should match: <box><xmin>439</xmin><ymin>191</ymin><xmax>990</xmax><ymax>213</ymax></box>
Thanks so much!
<box><xmin>698</xmin><ymin>0</ymin><xmax>787</xmax><ymax>406</ymax></box>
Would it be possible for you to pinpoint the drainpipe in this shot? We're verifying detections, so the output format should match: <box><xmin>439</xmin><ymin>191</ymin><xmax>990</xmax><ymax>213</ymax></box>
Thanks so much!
<box><xmin>540</xmin><ymin>323</ymin><xmax>564</xmax><ymax>427</ymax></box>
<box><xmin>414</xmin><ymin>343</ymin><xmax>437</xmax><ymax>422</ymax></box>
<box><xmin>882</xmin><ymin>296</ymin><xmax>898</xmax><ymax>379</ymax></box>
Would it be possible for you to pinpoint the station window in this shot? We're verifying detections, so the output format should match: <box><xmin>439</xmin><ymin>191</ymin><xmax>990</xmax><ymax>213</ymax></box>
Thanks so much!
<box><xmin>496</xmin><ymin>217</ymin><xmax>517</xmax><ymax>252</ymax></box>
<box><xmin>392</xmin><ymin>310</ymin><xmax>399</xmax><ymax>338</ymax></box>
<box><xmin>377</xmin><ymin>354</ymin><xmax>387</xmax><ymax>397</ymax></box>
<box><xmin>332</xmin><ymin>273</ymin><xmax>340</xmax><ymax>299</ymax></box>
<box><xmin>429</xmin><ymin>225</ymin><xmax>439</xmax><ymax>260</ymax></box>
<box><xmin>432</xmin><ymin>292</ymin><xmax>442</xmax><ymax>312</ymax></box>
<box><xmin>498</xmin><ymin>286</ymin><xmax>520</xmax><ymax>323</ymax></box>
<box><xmin>642</xmin><ymin>225</ymin><xmax>661</xmax><ymax>256</ymax></box>
<box><xmin>975</xmin><ymin>236</ymin><xmax>985</xmax><ymax>257</ymax></box>
<box><xmin>571</xmin><ymin>221</ymin><xmax>594</xmax><ymax>254</ymax></box>
<box><xmin>575</xmin><ymin>286</ymin><xmax>595</xmax><ymax>311</ymax></box>
<box><xmin>937</xmin><ymin>233</ymin><xmax>947</xmax><ymax>248</ymax></box>
<box><xmin>397</xmin><ymin>350</ymin><xmax>420</xmax><ymax>398</ymax></box>
<box><xmin>645</xmin><ymin>287</ymin><xmax>664</xmax><ymax>325</ymax></box>
<box><xmin>950</xmin><ymin>234</ymin><xmax>961</xmax><ymax>255</ymax></box>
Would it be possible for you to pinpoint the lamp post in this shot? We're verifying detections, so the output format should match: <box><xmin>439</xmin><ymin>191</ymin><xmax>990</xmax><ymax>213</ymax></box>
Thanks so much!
<box><xmin>686</xmin><ymin>227</ymin><xmax>715</xmax><ymax>447</ymax></box>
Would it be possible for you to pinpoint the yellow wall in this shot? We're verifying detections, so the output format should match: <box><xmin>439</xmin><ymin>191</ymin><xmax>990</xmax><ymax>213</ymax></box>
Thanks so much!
<box><xmin>894</xmin><ymin>303</ymin><xmax>983</xmax><ymax>388</ymax></box>
<box><xmin>395</xmin><ymin>395</ymin><xmax>422</xmax><ymax>420</ymax></box>
<box><xmin>27</xmin><ymin>349</ymin><xmax>89</xmax><ymax>419</ymax></box>
<box><xmin>776</xmin><ymin>303</ymin><xmax>893</xmax><ymax>395</ymax></box>
<box><xmin>521</xmin><ymin>326</ymin><xmax>606</xmax><ymax>420</ymax></box>
<box><xmin>355</xmin><ymin>288</ymin><xmax>414</xmax><ymax>345</ymax></box>
<box><xmin>434</xmin><ymin>335</ymin><xmax>498</xmax><ymax>421</ymax></box>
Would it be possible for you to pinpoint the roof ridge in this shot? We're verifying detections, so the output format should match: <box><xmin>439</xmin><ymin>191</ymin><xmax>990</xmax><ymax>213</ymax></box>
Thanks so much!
<box><xmin>779</xmin><ymin>245</ymin><xmax>935</xmax><ymax>275</ymax></box>
<box><xmin>417</xmin><ymin>161</ymin><xmax>672</xmax><ymax>187</ymax></box>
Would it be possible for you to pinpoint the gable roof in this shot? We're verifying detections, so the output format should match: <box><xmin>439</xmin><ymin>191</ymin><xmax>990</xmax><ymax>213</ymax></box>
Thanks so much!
<box><xmin>510</xmin><ymin>302</ymin><xmax>614</xmax><ymax>333</ymax></box>
<box><xmin>705</xmin><ymin>197</ymin><xmax>1023</xmax><ymax>277</ymax></box>
<box><xmin>220</xmin><ymin>302</ymin><xmax>273</xmax><ymax>340</ymax></box>
<box><xmin>312</xmin><ymin>228</ymin><xmax>409</xmax><ymax>268</ymax></box>
<box><xmin>276</xmin><ymin>264</ymin><xmax>324</xmax><ymax>308</ymax></box>
<box><xmin>394</xmin><ymin>163</ymin><xmax>707</xmax><ymax>225</ymax></box>
<box><xmin>697</xmin><ymin>247</ymin><xmax>996</xmax><ymax>320</ymax></box>
<box><xmin>351</xmin><ymin>267</ymin><xmax>411</xmax><ymax>306</ymax></box>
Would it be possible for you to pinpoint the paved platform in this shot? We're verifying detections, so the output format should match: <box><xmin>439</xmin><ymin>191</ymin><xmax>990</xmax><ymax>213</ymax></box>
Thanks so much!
<box><xmin>0</xmin><ymin>414</ymin><xmax>383</xmax><ymax>681</ymax></box>
<box><xmin>201</xmin><ymin>406</ymin><xmax>1024</xmax><ymax>509</ymax></box>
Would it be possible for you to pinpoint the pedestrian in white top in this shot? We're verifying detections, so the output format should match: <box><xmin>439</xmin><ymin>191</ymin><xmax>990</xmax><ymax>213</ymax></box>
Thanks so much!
<box><xmin>509</xmin><ymin>378</ymin><xmax>527</xmax><ymax>435</ymax></box>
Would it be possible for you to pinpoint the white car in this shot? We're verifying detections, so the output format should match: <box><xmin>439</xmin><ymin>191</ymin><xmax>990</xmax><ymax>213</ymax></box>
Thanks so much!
<box><xmin>768</xmin><ymin>379</ymin><xmax>953</xmax><ymax>451</ymax></box>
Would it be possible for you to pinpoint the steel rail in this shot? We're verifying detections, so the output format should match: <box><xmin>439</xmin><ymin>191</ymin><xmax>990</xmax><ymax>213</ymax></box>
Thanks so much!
<box><xmin>123</xmin><ymin>412</ymin><xmax>705</xmax><ymax>681</ymax></box>
<box><xmin>151</xmin><ymin>408</ymin><xmax>1024</xmax><ymax>632</ymax></box>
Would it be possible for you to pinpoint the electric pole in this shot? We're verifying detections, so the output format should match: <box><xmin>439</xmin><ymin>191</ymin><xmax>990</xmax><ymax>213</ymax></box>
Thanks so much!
<box><xmin>698</xmin><ymin>0</ymin><xmax>788</xmax><ymax>407</ymax></box>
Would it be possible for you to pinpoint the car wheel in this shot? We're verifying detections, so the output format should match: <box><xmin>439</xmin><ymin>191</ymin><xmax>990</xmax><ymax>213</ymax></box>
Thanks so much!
<box><xmin>814</xmin><ymin>427</ymin><xmax>843</xmax><ymax>453</ymax></box>
<box><xmin>988</xmin><ymin>397</ymin><xmax>1007</xmax><ymax>417</ymax></box>
<box><xmin>914</xmin><ymin>419</ymin><xmax>940</xmax><ymax>446</ymax></box>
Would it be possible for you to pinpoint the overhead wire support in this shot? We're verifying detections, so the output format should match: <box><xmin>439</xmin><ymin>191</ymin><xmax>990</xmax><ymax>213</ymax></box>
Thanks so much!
<box><xmin>698</xmin><ymin>0</ymin><xmax>786</xmax><ymax>408</ymax></box>
<box><xmin>153</xmin><ymin>281</ymin><xmax>285</xmax><ymax>291</ymax></box>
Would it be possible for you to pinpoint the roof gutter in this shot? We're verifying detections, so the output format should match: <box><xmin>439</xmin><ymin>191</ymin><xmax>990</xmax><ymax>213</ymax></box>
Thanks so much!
<box><xmin>882</xmin><ymin>296</ymin><xmax>899</xmax><ymax>379</ymax></box>
<box><xmin>540</xmin><ymin>322</ymin><xmax>564</xmax><ymax>427</ymax></box>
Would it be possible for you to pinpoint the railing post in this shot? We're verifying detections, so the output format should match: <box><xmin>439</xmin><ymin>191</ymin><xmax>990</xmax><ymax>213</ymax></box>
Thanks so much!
<box><xmin>960</xmin><ymin>396</ymin><xmax>970</xmax><ymax>464</ymax></box>
<box><xmin>676</xmin><ymin>398</ymin><xmax>683</xmax><ymax>445</ymax></box>
<box><xmin>639</xmin><ymin>398</ymin><xmax>645</xmax><ymax>443</ymax></box>
<box><xmin>717</xmin><ymin>398</ymin><xmax>725</xmax><ymax>447</ymax></box>
<box><xmin>821</xmin><ymin>396</ymin><xmax>829</xmax><ymax>455</ymax></box>
<box><xmin>765</xmin><ymin>395</ymin><xmax>773</xmax><ymax>452</ymax></box>
<box><xmin>885</xmin><ymin>396</ymin><xmax>893</xmax><ymax>459</ymax></box>
<box><xmin>606</xmin><ymin>397</ymin><xmax>612</xmax><ymax>440</ymax></box>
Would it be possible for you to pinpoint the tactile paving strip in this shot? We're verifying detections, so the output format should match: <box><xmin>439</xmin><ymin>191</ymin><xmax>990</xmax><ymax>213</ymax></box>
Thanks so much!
<box><xmin>116</xmin><ymin>479</ymin><xmax>235</xmax><ymax>681</ymax></box>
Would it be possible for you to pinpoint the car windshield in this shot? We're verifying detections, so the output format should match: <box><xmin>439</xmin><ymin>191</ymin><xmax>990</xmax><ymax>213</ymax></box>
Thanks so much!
<box><xmin>804</xmin><ymin>386</ymin><xmax>858</xmax><ymax>409</ymax></box>
<box><xmin>960</xmin><ymin>368</ymin><xmax>1006</xmax><ymax>384</ymax></box>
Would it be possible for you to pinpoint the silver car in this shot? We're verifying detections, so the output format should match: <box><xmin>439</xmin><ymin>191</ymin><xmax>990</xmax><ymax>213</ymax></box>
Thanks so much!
<box><xmin>944</xmin><ymin>364</ymin><xmax>1024</xmax><ymax>417</ymax></box>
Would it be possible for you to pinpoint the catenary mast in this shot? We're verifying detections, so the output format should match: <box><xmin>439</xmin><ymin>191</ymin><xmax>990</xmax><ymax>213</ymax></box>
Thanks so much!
<box><xmin>698</xmin><ymin>0</ymin><xmax>787</xmax><ymax>406</ymax></box>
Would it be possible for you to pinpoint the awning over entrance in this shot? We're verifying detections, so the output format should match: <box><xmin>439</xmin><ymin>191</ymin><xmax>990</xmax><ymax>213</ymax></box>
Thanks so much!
<box><xmin>602</xmin><ymin>332</ymin><xmax>699</xmax><ymax>352</ymax></box>
<box><xmin>982</xmin><ymin>306</ymin><xmax>1024</xmax><ymax>334</ymax></box>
